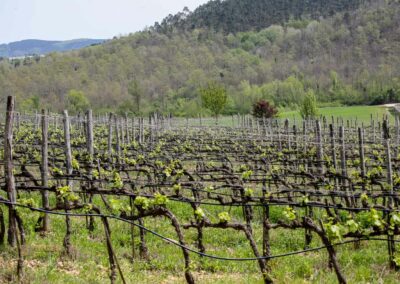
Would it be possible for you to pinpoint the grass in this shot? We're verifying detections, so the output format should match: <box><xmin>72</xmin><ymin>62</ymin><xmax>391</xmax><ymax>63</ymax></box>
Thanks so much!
<box><xmin>280</xmin><ymin>105</ymin><xmax>395</xmax><ymax>124</ymax></box>
<box><xmin>1</xmin><ymin>196</ymin><xmax>400</xmax><ymax>283</ymax></box>
<box><xmin>191</xmin><ymin>105</ymin><xmax>396</xmax><ymax>127</ymax></box>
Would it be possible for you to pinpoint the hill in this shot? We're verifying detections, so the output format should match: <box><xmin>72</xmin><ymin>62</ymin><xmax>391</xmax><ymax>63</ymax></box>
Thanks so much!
<box><xmin>0</xmin><ymin>39</ymin><xmax>106</xmax><ymax>58</ymax></box>
<box><xmin>154</xmin><ymin>0</ymin><xmax>365</xmax><ymax>34</ymax></box>
<box><xmin>0</xmin><ymin>0</ymin><xmax>399</xmax><ymax>115</ymax></box>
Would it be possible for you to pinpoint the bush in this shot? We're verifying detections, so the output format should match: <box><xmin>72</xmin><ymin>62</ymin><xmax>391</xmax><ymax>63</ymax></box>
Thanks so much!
<box><xmin>252</xmin><ymin>99</ymin><xmax>278</xmax><ymax>118</ymax></box>
<box><xmin>300</xmin><ymin>90</ymin><xmax>318</xmax><ymax>119</ymax></box>
<box><xmin>66</xmin><ymin>90</ymin><xmax>90</xmax><ymax>114</ymax></box>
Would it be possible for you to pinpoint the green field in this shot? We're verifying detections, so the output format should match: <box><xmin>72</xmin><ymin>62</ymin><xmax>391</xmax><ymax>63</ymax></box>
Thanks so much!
<box><xmin>188</xmin><ymin>105</ymin><xmax>396</xmax><ymax>127</ymax></box>
<box><xmin>280</xmin><ymin>105</ymin><xmax>395</xmax><ymax>124</ymax></box>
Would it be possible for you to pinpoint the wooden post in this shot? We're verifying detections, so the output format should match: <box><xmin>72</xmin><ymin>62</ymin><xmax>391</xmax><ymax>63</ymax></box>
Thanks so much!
<box><xmin>372</xmin><ymin>119</ymin><xmax>376</xmax><ymax>144</ymax></box>
<box><xmin>63</xmin><ymin>110</ymin><xmax>72</xmax><ymax>182</ymax></box>
<box><xmin>132</xmin><ymin>117</ymin><xmax>136</xmax><ymax>142</ymax></box>
<box><xmin>329</xmin><ymin>124</ymin><xmax>337</xmax><ymax>170</ymax></box>
<box><xmin>262</xmin><ymin>184</ymin><xmax>271</xmax><ymax>268</ymax></box>
<box><xmin>339</xmin><ymin>126</ymin><xmax>350</xmax><ymax>207</ymax></box>
<box><xmin>4</xmin><ymin>96</ymin><xmax>17</xmax><ymax>246</ymax></box>
<box><xmin>108</xmin><ymin>113</ymin><xmax>113</xmax><ymax>163</ymax></box>
<box><xmin>138</xmin><ymin>117</ymin><xmax>142</xmax><ymax>144</ymax></box>
<box><xmin>86</xmin><ymin>110</ymin><xmax>94</xmax><ymax>158</ymax></box>
<box><xmin>383</xmin><ymin>120</ymin><xmax>397</xmax><ymax>269</ymax></box>
<box><xmin>285</xmin><ymin>119</ymin><xmax>291</xmax><ymax>150</ymax></box>
<box><xmin>316</xmin><ymin>120</ymin><xmax>324</xmax><ymax>174</ymax></box>
<box><xmin>329</xmin><ymin>124</ymin><xmax>339</xmax><ymax>193</ymax></box>
<box><xmin>41</xmin><ymin>109</ymin><xmax>50</xmax><ymax>231</ymax></box>
<box><xmin>114</xmin><ymin>115</ymin><xmax>121</xmax><ymax>165</ymax></box>
<box><xmin>358</xmin><ymin>128</ymin><xmax>366</xmax><ymax>191</ymax></box>
<box><xmin>86</xmin><ymin>110</ymin><xmax>95</xmax><ymax>231</ymax></box>
<box><xmin>339</xmin><ymin>126</ymin><xmax>347</xmax><ymax>181</ymax></box>
<box><xmin>4</xmin><ymin>98</ymin><xmax>23</xmax><ymax>278</ymax></box>
<box><xmin>63</xmin><ymin>110</ymin><xmax>73</xmax><ymax>256</ymax></box>
<box><xmin>141</xmin><ymin>117</ymin><xmax>144</xmax><ymax>144</ymax></box>
<box><xmin>293</xmin><ymin>124</ymin><xmax>297</xmax><ymax>155</ymax></box>
<box><xmin>119</xmin><ymin>117</ymin><xmax>125</xmax><ymax>147</ymax></box>
<box><xmin>383</xmin><ymin>121</ymin><xmax>393</xmax><ymax>201</ymax></box>
<box><xmin>125</xmin><ymin>114</ymin><xmax>130</xmax><ymax>145</ymax></box>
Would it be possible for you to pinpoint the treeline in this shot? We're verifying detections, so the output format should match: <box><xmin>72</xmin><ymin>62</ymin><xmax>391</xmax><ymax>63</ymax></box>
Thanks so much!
<box><xmin>154</xmin><ymin>0</ymin><xmax>365</xmax><ymax>34</ymax></box>
<box><xmin>0</xmin><ymin>0</ymin><xmax>399</xmax><ymax>116</ymax></box>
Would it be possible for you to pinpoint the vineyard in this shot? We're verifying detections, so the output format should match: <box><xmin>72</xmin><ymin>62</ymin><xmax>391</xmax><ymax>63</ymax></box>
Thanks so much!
<box><xmin>2</xmin><ymin>96</ymin><xmax>400</xmax><ymax>283</ymax></box>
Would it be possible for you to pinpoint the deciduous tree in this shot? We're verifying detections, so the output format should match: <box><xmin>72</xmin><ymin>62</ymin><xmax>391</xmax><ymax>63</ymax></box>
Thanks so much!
<box><xmin>66</xmin><ymin>90</ymin><xmax>90</xmax><ymax>114</ymax></box>
<box><xmin>200</xmin><ymin>82</ymin><xmax>228</xmax><ymax>124</ymax></box>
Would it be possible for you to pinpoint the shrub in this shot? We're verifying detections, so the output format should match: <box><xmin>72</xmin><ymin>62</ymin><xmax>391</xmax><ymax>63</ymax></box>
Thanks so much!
<box><xmin>300</xmin><ymin>90</ymin><xmax>318</xmax><ymax>119</ymax></box>
<box><xmin>252</xmin><ymin>99</ymin><xmax>278</xmax><ymax>118</ymax></box>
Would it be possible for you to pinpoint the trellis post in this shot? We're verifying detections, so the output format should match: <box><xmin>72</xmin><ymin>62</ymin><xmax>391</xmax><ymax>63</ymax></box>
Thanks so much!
<box><xmin>41</xmin><ymin>109</ymin><xmax>50</xmax><ymax>231</ymax></box>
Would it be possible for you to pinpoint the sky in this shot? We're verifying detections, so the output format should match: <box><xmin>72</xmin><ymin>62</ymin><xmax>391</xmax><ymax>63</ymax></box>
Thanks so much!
<box><xmin>0</xmin><ymin>0</ymin><xmax>209</xmax><ymax>44</ymax></box>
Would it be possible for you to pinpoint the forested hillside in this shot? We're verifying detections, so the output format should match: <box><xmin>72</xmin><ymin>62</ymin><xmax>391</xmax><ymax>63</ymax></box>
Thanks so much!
<box><xmin>0</xmin><ymin>0</ymin><xmax>399</xmax><ymax>115</ymax></box>
<box><xmin>155</xmin><ymin>0</ymin><xmax>364</xmax><ymax>34</ymax></box>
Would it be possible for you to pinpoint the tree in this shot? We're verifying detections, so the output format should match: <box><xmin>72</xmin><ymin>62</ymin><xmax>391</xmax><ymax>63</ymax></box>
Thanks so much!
<box><xmin>199</xmin><ymin>82</ymin><xmax>227</xmax><ymax>124</ymax></box>
<box><xmin>20</xmin><ymin>95</ymin><xmax>40</xmax><ymax>111</ymax></box>
<box><xmin>252</xmin><ymin>99</ymin><xmax>278</xmax><ymax>119</ymax></box>
<box><xmin>128</xmin><ymin>80</ymin><xmax>142</xmax><ymax>114</ymax></box>
<box><xmin>66</xmin><ymin>90</ymin><xmax>90</xmax><ymax>114</ymax></box>
<box><xmin>300</xmin><ymin>90</ymin><xmax>318</xmax><ymax>119</ymax></box>
<box><xmin>328</xmin><ymin>70</ymin><xmax>342</xmax><ymax>102</ymax></box>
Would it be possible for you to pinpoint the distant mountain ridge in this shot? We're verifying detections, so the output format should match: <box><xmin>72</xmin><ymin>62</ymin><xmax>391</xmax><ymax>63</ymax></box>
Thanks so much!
<box><xmin>0</xmin><ymin>39</ymin><xmax>106</xmax><ymax>58</ymax></box>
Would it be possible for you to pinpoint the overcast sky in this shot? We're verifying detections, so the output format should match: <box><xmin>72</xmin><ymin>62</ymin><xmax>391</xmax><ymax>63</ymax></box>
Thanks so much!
<box><xmin>0</xmin><ymin>0</ymin><xmax>209</xmax><ymax>44</ymax></box>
